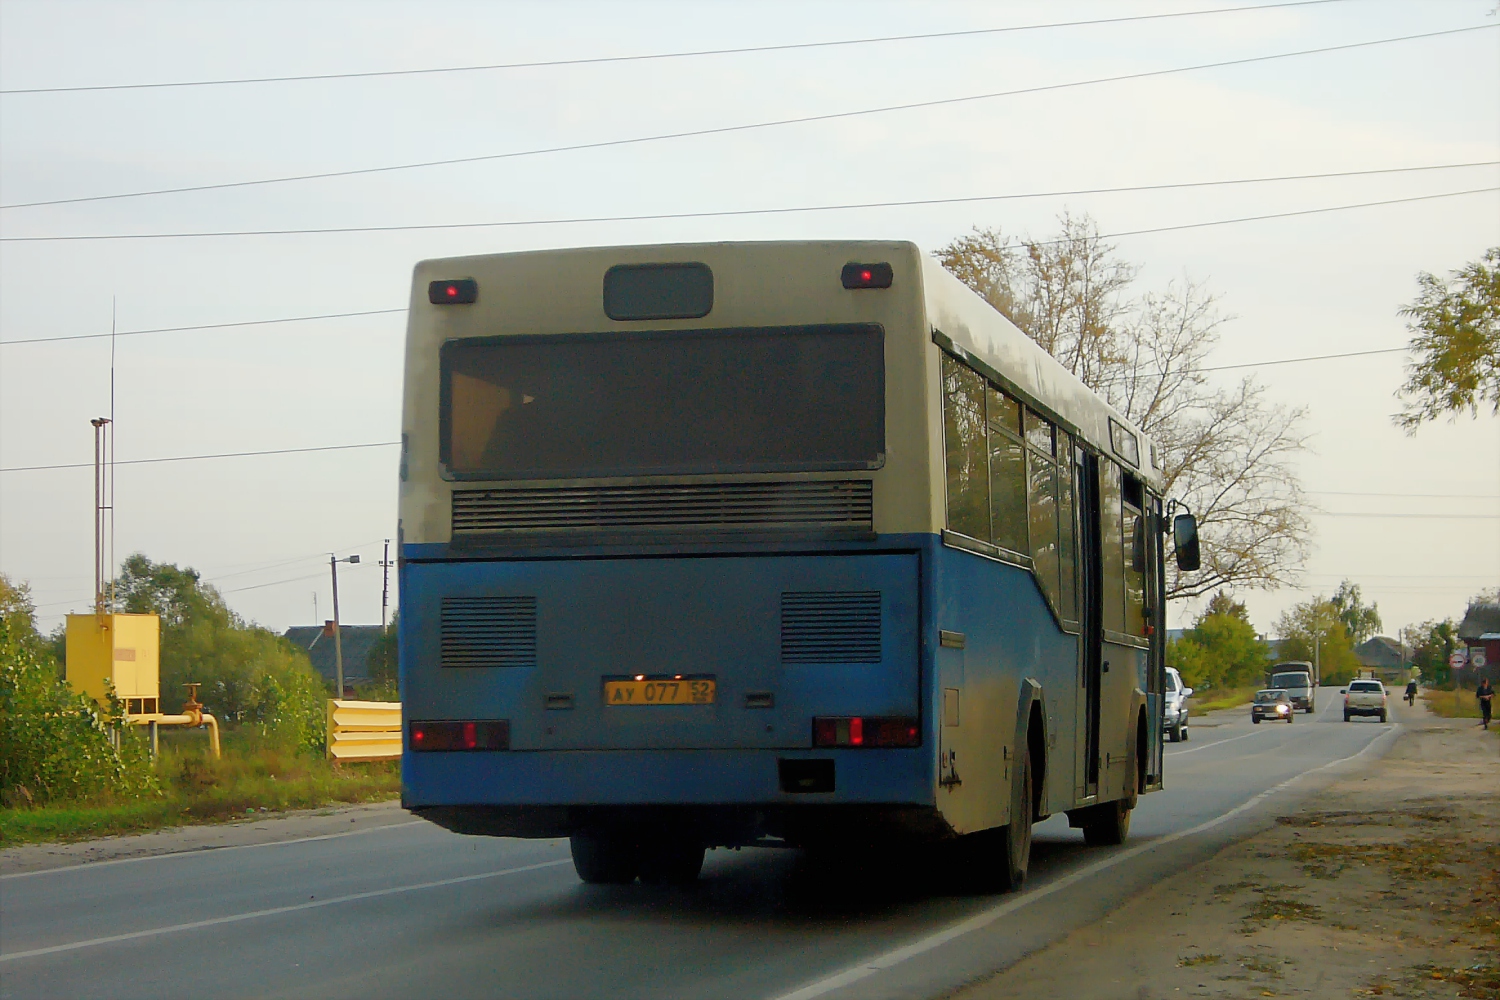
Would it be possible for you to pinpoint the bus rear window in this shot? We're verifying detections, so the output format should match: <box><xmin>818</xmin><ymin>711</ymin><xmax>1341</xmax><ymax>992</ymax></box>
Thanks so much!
<box><xmin>440</xmin><ymin>324</ymin><xmax>885</xmax><ymax>479</ymax></box>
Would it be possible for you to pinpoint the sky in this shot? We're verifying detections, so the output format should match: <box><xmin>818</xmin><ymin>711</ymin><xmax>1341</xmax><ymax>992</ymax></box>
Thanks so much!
<box><xmin>1</xmin><ymin>0</ymin><xmax>1497</xmax><ymax>640</ymax></box>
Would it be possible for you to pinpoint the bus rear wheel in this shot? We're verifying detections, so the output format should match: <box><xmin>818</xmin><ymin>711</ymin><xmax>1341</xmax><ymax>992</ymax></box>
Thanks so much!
<box><xmin>962</xmin><ymin>742</ymin><xmax>1032</xmax><ymax>892</ymax></box>
<box><xmin>638</xmin><ymin>838</ymin><xmax>706</xmax><ymax>885</ymax></box>
<box><xmin>1080</xmin><ymin>798</ymin><xmax>1132</xmax><ymax>847</ymax></box>
<box><xmin>570</xmin><ymin>831</ymin><xmax>639</xmax><ymax>884</ymax></box>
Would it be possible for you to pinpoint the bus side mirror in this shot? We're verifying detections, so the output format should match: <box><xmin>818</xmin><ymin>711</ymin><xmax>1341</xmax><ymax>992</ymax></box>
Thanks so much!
<box><xmin>1173</xmin><ymin>514</ymin><xmax>1201</xmax><ymax>572</ymax></box>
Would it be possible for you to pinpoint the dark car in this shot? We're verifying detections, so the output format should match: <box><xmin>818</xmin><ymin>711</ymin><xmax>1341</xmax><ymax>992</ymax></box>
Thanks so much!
<box><xmin>1251</xmin><ymin>689</ymin><xmax>1295</xmax><ymax>724</ymax></box>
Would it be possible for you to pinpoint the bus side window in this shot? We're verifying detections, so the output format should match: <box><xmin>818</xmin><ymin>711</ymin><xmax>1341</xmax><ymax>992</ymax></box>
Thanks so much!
<box><xmin>1123</xmin><ymin>475</ymin><xmax>1146</xmax><ymax>637</ymax></box>
<box><xmin>1057</xmin><ymin>432</ymin><xmax>1078</xmax><ymax>625</ymax></box>
<box><xmin>987</xmin><ymin>386</ymin><xmax>1027</xmax><ymax>555</ymax></box>
<box><xmin>1099</xmin><ymin>460</ymin><xmax>1127</xmax><ymax>634</ymax></box>
<box><xmin>1025</xmin><ymin>410</ymin><xmax>1060</xmax><ymax>614</ymax></box>
<box><xmin>942</xmin><ymin>355</ymin><xmax>990</xmax><ymax>541</ymax></box>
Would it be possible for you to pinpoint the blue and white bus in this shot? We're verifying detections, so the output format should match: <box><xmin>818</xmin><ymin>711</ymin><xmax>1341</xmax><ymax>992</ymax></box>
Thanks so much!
<box><xmin>398</xmin><ymin>241</ymin><xmax>1199</xmax><ymax>888</ymax></box>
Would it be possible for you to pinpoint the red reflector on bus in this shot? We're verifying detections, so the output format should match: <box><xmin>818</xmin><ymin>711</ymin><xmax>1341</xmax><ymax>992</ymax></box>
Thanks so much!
<box><xmin>409</xmin><ymin>719</ymin><xmax>509</xmax><ymax>751</ymax></box>
<box><xmin>428</xmin><ymin>278</ymin><xmax>478</xmax><ymax>304</ymax></box>
<box><xmin>812</xmin><ymin>717</ymin><xmax>919</xmax><ymax>748</ymax></box>
<box><xmin>841</xmin><ymin>262</ymin><xmax>893</xmax><ymax>289</ymax></box>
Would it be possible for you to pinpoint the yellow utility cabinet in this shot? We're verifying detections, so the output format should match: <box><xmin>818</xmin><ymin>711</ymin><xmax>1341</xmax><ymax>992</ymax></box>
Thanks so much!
<box><xmin>65</xmin><ymin>613</ymin><xmax>161</xmax><ymax>715</ymax></box>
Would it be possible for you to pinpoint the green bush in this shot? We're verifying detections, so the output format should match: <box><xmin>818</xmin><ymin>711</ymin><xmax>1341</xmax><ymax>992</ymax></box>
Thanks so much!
<box><xmin>0</xmin><ymin>575</ymin><xmax>158</xmax><ymax>806</ymax></box>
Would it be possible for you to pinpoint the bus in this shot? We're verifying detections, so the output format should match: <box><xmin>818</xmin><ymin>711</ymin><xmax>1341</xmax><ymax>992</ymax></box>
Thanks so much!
<box><xmin>397</xmin><ymin>240</ymin><xmax>1199</xmax><ymax>888</ymax></box>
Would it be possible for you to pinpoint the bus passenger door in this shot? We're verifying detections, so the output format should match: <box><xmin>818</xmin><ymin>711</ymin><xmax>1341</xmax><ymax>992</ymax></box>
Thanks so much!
<box><xmin>1145</xmin><ymin>495</ymin><xmax>1165</xmax><ymax>790</ymax></box>
<box><xmin>1074</xmin><ymin>447</ymin><xmax>1103</xmax><ymax>800</ymax></box>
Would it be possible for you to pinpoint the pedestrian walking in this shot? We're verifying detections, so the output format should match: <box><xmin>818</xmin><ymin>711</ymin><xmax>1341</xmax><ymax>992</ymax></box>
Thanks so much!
<box><xmin>1404</xmin><ymin>678</ymin><xmax>1418</xmax><ymax>706</ymax></box>
<box><xmin>1476</xmin><ymin>676</ymin><xmax>1494</xmax><ymax>730</ymax></box>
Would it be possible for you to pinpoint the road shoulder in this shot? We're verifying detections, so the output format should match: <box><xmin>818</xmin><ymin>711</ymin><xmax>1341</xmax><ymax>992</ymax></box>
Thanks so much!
<box><xmin>950</xmin><ymin>715</ymin><xmax>1500</xmax><ymax>999</ymax></box>
<box><xmin>0</xmin><ymin>799</ymin><xmax>418</xmax><ymax>877</ymax></box>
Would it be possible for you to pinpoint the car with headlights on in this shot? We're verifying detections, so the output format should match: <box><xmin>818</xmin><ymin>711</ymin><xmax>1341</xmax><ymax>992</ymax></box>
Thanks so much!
<box><xmin>1251</xmin><ymin>689</ymin><xmax>1295</xmax><ymax>724</ymax></box>
<box><xmin>1342</xmin><ymin>679</ymin><xmax>1388</xmax><ymax>723</ymax></box>
<box><xmin>1164</xmin><ymin>666</ymin><xmax>1192</xmax><ymax>741</ymax></box>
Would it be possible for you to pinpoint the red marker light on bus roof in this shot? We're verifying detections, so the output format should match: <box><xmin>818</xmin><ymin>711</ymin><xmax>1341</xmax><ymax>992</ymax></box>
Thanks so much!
<box><xmin>841</xmin><ymin>262</ymin><xmax>893</xmax><ymax>290</ymax></box>
<box><xmin>428</xmin><ymin>278</ymin><xmax>478</xmax><ymax>304</ymax></box>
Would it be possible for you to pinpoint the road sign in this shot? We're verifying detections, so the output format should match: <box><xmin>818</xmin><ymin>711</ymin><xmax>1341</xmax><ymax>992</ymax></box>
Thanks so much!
<box><xmin>1472</xmin><ymin>649</ymin><xmax>1487</xmax><ymax>669</ymax></box>
<box><xmin>1449</xmin><ymin>650</ymin><xmax>1468</xmax><ymax>669</ymax></box>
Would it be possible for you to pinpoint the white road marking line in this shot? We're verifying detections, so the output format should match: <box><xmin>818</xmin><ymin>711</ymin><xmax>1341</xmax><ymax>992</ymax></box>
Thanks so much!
<box><xmin>770</xmin><ymin>725</ymin><xmax>1400</xmax><ymax>1000</ymax></box>
<box><xmin>0</xmin><ymin>857</ymin><xmax>573</xmax><ymax>962</ymax></box>
<box><xmin>0</xmin><ymin>820</ymin><xmax>429</xmax><ymax>881</ymax></box>
<box><xmin>1164</xmin><ymin>728</ymin><xmax>1268</xmax><ymax>756</ymax></box>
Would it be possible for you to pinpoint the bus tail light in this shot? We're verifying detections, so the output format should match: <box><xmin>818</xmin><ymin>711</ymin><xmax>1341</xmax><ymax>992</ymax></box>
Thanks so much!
<box><xmin>841</xmin><ymin>262</ymin><xmax>893</xmax><ymax>289</ymax></box>
<box><xmin>428</xmin><ymin>278</ymin><xmax>478</xmax><ymax>304</ymax></box>
<box><xmin>409</xmin><ymin>719</ymin><xmax>510</xmax><ymax>751</ymax></box>
<box><xmin>813</xmin><ymin>717</ymin><xmax>919</xmax><ymax>748</ymax></box>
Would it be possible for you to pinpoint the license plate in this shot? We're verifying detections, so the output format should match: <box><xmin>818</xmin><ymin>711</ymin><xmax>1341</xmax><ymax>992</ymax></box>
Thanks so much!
<box><xmin>604</xmin><ymin>678</ymin><xmax>715</xmax><ymax>706</ymax></box>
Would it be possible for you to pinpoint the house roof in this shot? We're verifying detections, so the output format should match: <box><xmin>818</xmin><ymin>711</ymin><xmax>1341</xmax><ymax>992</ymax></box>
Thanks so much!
<box><xmin>1354</xmin><ymin>635</ymin><xmax>1404</xmax><ymax>669</ymax></box>
<box><xmin>1458</xmin><ymin>601</ymin><xmax>1500</xmax><ymax>641</ymax></box>
<box><xmin>283</xmin><ymin>624</ymin><xmax>384</xmax><ymax>687</ymax></box>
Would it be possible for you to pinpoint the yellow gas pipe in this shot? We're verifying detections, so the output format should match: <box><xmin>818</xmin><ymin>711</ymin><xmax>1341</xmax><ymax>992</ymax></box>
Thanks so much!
<box><xmin>129</xmin><ymin>683</ymin><xmax>220</xmax><ymax>758</ymax></box>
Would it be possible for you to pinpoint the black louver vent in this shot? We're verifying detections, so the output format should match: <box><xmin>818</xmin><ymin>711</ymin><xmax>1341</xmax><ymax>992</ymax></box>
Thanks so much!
<box><xmin>441</xmin><ymin>596</ymin><xmax>537</xmax><ymax>668</ymax></box>
<box><xmin>781</xmin><ymin>591</ymin><xmax>882</xmax><ymax>664</ymax></box>
<box><xmin>452</xmin><ymin>481</ymin><xmax>872</xmax><ymax>539</ymax></box>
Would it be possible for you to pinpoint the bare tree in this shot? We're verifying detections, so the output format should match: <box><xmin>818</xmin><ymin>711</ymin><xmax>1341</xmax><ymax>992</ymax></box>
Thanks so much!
<box><xmin>937</xmin><ymin>217</ymin><xmax>1311</xmax><ymax>601</ymax></box>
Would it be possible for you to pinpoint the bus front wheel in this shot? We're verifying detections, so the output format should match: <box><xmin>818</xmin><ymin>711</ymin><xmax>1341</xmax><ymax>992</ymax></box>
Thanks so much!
<box><xmin>1080</xmin><ymin>798</ymin><xmax>1132</xmax><ymax>847</ymax></box>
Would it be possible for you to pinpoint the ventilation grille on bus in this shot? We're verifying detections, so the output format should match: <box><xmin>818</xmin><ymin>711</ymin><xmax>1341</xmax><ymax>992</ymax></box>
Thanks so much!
<box><xmin>441</xmin><ymin>596</ymin><xmax>537</xmax><ymax>668</ymax></box>
<box><xmin>452</xmin><ymin>481</ymin><xmax>873</xmax><ymax>538</ymax></box>
<box><xmin>781</xmin><ymin>591</ymin><xmax>882</xmax><ymax>664</ymax></box>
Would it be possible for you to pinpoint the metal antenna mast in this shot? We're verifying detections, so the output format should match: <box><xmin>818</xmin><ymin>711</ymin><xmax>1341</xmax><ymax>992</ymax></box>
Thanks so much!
<box><xmin>380</xmin><ymin>538</ymin><xmax>393</xmax><ymax>628</ymax></box>
<box><xmin>108</xmin><ymin>297</ymin><xmax>117</xmax><ymax>611</ymax></box>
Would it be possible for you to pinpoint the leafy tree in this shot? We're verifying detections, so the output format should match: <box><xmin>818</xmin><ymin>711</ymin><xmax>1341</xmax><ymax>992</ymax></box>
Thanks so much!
<box><xmin>1395</xmin><ymin>247</ymin><xmax>1500</xmax><ymax>432</ymax></box>
<box><xmin>366</xmin><ymin>611</ymin><xmax>398</xmax><ymax>686</ymax></box>
<box><xmin>1168</xmin><ymin>591</ymin><xmax>1270</xmax><ymax>690</ymax></box>
<box><xmin>357</xmin><ymin>612</ymin><xmax>400</xmax><ymax>701</ymax></box>
<box><xmin>1274</xmin><ymin>597</ymin><xmax>1361</xmax><ymax>685</ymax></box>
<box><xmin>1401</xmin><ymin>619</ymin><xmax>1460</xmax><ymax>688</ymax></box>
<box><xmin>112</xmin><ymin>554</ymin><xmax>326</xmax><ymax>752</ymax></box>
<box><xmin>937</xmin><ymin>217</ymin><xmax>1310</xmax><ymax>601</ymax></box>
<box><xmin>1329</xmin><ymin>580</ymin><xmax>1382</xmax><ymax>645</ymax></box>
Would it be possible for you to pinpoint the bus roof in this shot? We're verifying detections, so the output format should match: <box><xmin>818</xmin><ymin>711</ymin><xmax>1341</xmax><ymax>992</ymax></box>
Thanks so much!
<box><xmin>919</xmin><ymin>255</ymin><xmax>1163</xmax><ymax>492</ymax></box>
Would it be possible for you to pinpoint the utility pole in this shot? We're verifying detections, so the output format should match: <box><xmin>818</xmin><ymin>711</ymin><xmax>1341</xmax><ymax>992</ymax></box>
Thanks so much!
<box><xmin>330</xmin><ymin>553</ymin><xmax>360</xmax><ymax>697</ymax></box>
<box><xmin>379</xmin><ymin>539</ymin><xmax>393</xmax><ymax>629</ymax></box>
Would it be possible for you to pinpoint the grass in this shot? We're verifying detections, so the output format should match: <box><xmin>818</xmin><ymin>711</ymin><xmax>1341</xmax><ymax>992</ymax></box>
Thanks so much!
<box><xmin>1191</xmin><ymin>684</ymin><xmax>1264</xmax><ymax>714</ymax></box>
<box><xmin>0</xmin><ymin>728</ymin><xmax>400</xmax><ymax>847</ymax></box>
<box><xmin>1420</xmin><ymin>688</ymin><xmax>1488</xmax><ymax>721</ymax></box>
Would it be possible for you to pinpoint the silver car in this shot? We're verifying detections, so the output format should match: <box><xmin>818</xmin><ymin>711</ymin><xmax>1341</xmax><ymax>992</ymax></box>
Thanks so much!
<box><xmin>1164</xmin><ymin>666</ymin><xmax>1193</xmax><ymax>741</ymax></box>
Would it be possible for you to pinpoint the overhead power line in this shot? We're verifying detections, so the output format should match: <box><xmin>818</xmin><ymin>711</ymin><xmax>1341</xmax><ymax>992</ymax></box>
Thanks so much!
<box><xmin>1314</xmin><ymin>512</ymin><xmax>1500</xmax><ymax>519</ymax></box>
<box><xmin>3</xmin><ymin>24</ymin><xmax>1491</xmax><ymax>212</ymax></box>
<box><xmin>1307</xmin><ymin>490</ymin><xmax>1500</xmax><ymax>499</ymax></box>
<box><xmin>2</xmin><ymin>186</ymin><xmax>1494</xmax><ymax>351</ymax></box>
<box><xmin>1199</xmin><ymin>346</ymin><xmax>1406</xmax><ymax>372</ymax></box>
<box><xmin>0</xmin><ymin>308</ymin><xmax>405</xmax><ymax>346</ymax></box>
<box><xmin>8</xmin><ymin>161</ymin><xmax>1492</xmax><ymax>244</ymax></box>
<box><xmin>0</xmin><ymin>441</ymin><xmax>399</xmax><ymax>474</ymax></box>
<box><xmin>0</xmin><ymin>1</ymin><xmax>1352</xmax><ymax>96</ymax></box>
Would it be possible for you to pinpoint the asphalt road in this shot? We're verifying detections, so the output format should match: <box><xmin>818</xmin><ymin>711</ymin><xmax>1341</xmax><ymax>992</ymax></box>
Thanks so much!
<box><xmin>0</xmin><ymin>687</ymin><xmax>1407</xmax><ymax>1000</ymax></box>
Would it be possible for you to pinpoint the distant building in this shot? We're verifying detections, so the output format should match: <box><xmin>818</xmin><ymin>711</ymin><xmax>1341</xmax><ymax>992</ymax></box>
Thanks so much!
<box><xmin>1354</xmin><ymin>635</ymin><xmax>1408</xmax><ymax>681</ymax></box>
<box><xmin>1457</xmin><ymin>600</ymin><xmax>1500</xmax><ymax>683</ymax></box>
<box><xmin>283</xmin><ymin>622</ymin><xmax>384</xmax><ymax>693</ymax></box>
